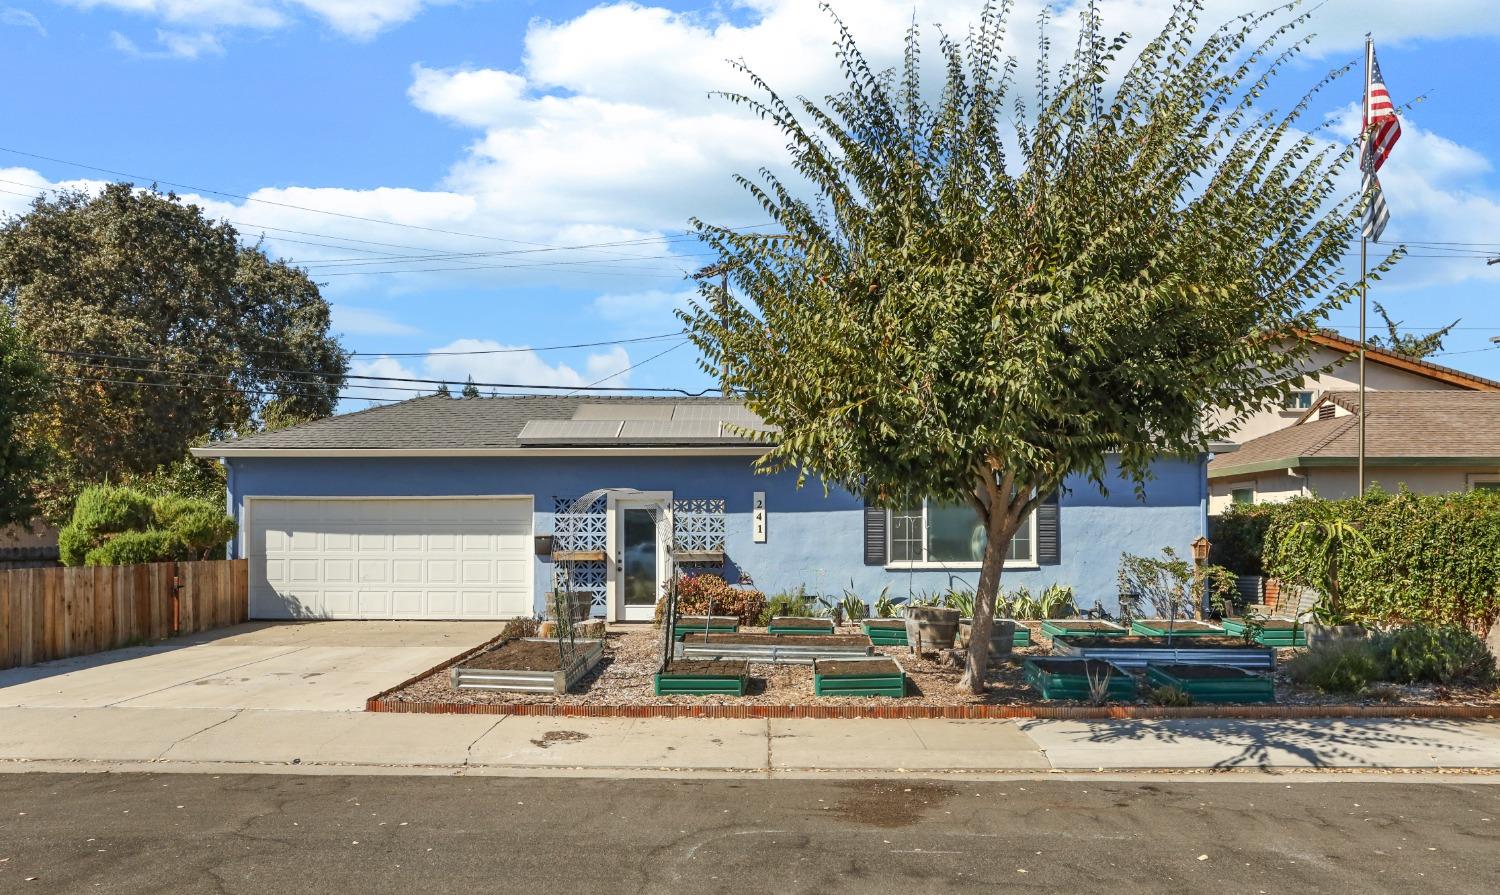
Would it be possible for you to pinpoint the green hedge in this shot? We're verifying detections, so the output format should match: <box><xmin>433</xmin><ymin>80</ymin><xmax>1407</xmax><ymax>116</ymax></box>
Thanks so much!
<box><xmin>1260</xmin><ymin>488</ymin><xmax>1500</xmax><ymax>632</ymax></box>
<box><xmin>58</xmin><ymin>483</ymin><xmax>235</xmax><ymax>567</ymax></box>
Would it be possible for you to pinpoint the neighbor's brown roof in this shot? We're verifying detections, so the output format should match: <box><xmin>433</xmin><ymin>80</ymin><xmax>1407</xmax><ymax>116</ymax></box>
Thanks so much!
<box><xmin>1303</xmin><ymin>330</ymin><xmax>1500</xmax><ymax>391</ymax></box>
<box><xmin>1209</xmin><ymin>390</ymin><xmax>1500</xmax><ymax>478</ymax></box>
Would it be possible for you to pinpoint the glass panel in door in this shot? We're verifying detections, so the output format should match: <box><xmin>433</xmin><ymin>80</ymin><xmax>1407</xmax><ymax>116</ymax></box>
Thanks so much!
<box><xmin>620</xmin><ymin>506</ymin><xmax>660</xmax><ymax>620</ymax></box>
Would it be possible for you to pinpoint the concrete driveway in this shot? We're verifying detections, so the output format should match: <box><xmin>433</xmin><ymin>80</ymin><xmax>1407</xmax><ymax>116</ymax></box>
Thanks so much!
<box><xmin>0</xmin><ymin>621</ymin><xmax>505</xmax><ymax>712</ymax></box>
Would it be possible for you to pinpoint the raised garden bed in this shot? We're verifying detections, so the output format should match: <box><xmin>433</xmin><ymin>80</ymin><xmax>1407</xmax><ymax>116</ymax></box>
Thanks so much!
<box><xmin>812</xmin><ymin>657</ymin><xmax>905</xmax><ymax>698</ymax></box>
<box><xmin>862</xmin><ymin>618</ymin><xmax>908</xmax><ymax>646</ymax></box>
<box><xmin>1146</xmin><ymin>663</ymin><xmax>1275</xmax><ymax>704</ymax></box>
<box><xmin>1023</xmin><ymin>657</ymin><xmax>1136</xmax><ymax>702</ymax></box>
<box><xmin>451</xmin><ymin>637</ymin><xmax>605</xmax><ymax>693</ymax></box>
<box><xmin>1129</xmin><ymin>619</ymin><xmax>1226</xmax><ymax>637</ymax></box>
<box><xmin>1010</xmin><ymin>622</ymin><xmax>1033</xmax><ymax>648</ymax></box>
<box><xmin>1040</xmin><ymin>619</ymin><xmax>1128</xmax><ymax>639</ymax></box>
<box><xmin>676</xmin><ymin>631</ymin><xmax>873</xmax><ymax>664</ymax></box>
<box><xmin>673</xmin><ymin>616</ymin><xmax>740</xmax><ymax>641</ymax></box>
<box><xmin>767</xmin><ymin>616</ymin><xmax>835</xmax><ymax>636</ymax></box>
<box><xmin>1052</xmin><ymin>635</ymin><xmax>1276</xmax><ymax>671</ymax></box>
<box><xmin>1222</xmin><ymin>618</ymin><xmax>1308</xmax><ymax>648</ymax></box>
<box><xmin>653</xmin><ymin>659</ymin><xmax>749</xmax><ymax>696</ymax></box>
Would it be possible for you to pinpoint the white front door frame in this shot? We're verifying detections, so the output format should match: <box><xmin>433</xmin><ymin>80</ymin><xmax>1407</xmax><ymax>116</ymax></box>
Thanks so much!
<box><xmin>605</xmin><ymin>490</ymin><xmax>672</xmax><ymax>623</ymax></box>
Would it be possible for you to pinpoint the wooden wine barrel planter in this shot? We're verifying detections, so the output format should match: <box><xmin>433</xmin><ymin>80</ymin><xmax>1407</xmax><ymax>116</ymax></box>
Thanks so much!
<box><xmin>904</xmin><ymin>606</ymin><xmax>960</xmax><ymax>651</ymax></box>
<box><xmin>956</xmin><ymin>619</ymin><xmax>1017</xmax><ymax>665</ymax></box>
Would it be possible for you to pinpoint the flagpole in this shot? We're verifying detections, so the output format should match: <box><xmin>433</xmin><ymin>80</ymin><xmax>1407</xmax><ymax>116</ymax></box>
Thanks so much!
<box><xmin>1358</xmin><ymin>34</ymin><xmax>1372</xmax><ymax>499</ymax></box>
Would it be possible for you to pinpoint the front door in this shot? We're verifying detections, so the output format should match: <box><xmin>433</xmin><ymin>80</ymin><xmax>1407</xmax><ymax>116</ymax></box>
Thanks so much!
<box><xmin>611</xmin><ymin>496</ymin><xmax>669</xmax><ymax>622</ymax></box>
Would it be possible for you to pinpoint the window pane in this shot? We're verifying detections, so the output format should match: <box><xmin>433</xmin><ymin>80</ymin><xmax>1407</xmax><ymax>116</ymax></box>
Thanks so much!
<box><xmin>1006</xmin><ymin>517</ymin><xmax>1032</xmax><ymax>562</ymax></box>
<box><xmin>890</xmin><ymin>506</ymin><xmax>924</xmax><ymax>562</ymax></box>
<box><xmin>927</xmin><ymin>503</ymin><xmax>985</xmax><ymax>563</ymax></box>
<box><xmin>1231</xmin><ymin>488</ymin><xmax>1254</xmax><ymax>505</ymax></box>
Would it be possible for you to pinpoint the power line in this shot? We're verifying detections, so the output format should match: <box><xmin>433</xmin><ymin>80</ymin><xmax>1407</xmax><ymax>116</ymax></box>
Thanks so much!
<box><xmin>566</xmin><ymin>340</ymin><xmax>692</xmax><ymax>396</ymax></box>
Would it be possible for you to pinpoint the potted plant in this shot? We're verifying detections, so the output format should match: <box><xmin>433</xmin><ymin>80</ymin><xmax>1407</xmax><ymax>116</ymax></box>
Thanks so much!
<box><xmin>904</xmin><ymin>596</ymin><xmax>960</xmax><ymax>652</ymax></box>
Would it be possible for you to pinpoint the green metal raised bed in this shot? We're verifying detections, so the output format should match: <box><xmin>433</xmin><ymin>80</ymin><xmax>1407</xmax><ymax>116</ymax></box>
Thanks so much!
<box><xmin>767</xmin><ymin>616</ymin><xmax>835</xmax><ymax>636</ymax></box>
<box><xmin>1221</xmin><ymin>618</ymin><xmax>1308</xmax><ymax>648</ymax></box>
<box><xmin>673</xmin><ymin>616</ymin><xmax>740</xmax><ymax>641</ymax></box>
<box><xmin>1024</xmin><ymin>657</ymin><xmax>1137</xmax><ymax>701</ymax></box>
<box><xmin>862</xmin><ymin>619</ymin><xmax>908</xmax><ymax>646</ymax></box>
<box><xmin>653</xmin><ymin>659</ymin><xmax>749</xmax><ymax>696</ymax></box>
<box><xmin>1010</xmin><ymin>623</ymin><xmax>1033</xmax><ymax>648</ymax></box>
<box><xmin>1040</xmin><ymin>619</ymin><xmax>1129</xmax><ymax>639</ymax></box>
<box><xmin>1145</xmin><ymin>663</ymin><xmax>1274</xmax><ymax>704</ymax></box>
<box><xmin>1129</xmin><ymin>619</ymin><xmax>1226</xmax><ymax>638</ymax></box>
<box><xmin>813</xmin><ymin>657</ymin><xmax>905</xmax><ymax>698</ymax></box>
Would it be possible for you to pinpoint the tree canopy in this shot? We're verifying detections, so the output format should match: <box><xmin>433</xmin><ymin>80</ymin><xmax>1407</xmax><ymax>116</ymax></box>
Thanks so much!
<box><xmin>1369</xmin><ymin>301</ymin><xmax>1456</xmax><ymax>358</ymax></box>
<box><xmin>0</xmin><ymin>308</ymin><xmax>48</xmax><ymax>526</ymax></box>
<box><xmin>0</xmin><ymin>183</ymin><xmax>348</xmax><ymax>518</ymax></box>
<box><xmin>681</xmin><ymin>0</ymin><xmax>1394</xmax><ymax>690</ymax></box>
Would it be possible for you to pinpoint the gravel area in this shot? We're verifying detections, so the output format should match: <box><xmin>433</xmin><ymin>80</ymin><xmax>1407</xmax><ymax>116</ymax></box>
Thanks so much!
<box><xmin>379</xmin><ymin>627</ymin><xmax>1500</xmax><ymax>709</ymax></box>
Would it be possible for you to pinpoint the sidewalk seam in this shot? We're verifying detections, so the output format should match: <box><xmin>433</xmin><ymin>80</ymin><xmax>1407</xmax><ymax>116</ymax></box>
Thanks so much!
<box><xmin>463</xmin><ymin>717</ymin><xmax>507</xmax><ymax>769</ymax></box>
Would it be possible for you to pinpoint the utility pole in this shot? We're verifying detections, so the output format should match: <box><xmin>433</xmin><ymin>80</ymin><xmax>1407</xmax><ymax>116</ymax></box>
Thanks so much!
<box><xmin>690</xmin><ymin>260</ymin><xmax>736</xmax><ymax>394</ymax></box>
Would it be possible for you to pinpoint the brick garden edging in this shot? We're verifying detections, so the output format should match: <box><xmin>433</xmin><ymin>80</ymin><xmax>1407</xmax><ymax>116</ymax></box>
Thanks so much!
<box><xmin>366</xmin><ymin>649</ymin><xmax>1500</xmax><ymax>720</ymax></box>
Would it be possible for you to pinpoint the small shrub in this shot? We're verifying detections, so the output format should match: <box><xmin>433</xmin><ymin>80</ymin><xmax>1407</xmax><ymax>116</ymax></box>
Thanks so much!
<box><xmin>759</xmin><ymin>589</ymin><xmax>817</xmax><ymax>624</ymax></box>
<box><xmin>1285</xmin><ymin>640</ymin><xmax>1382</xmax><ymax>695</ymax></box>
<box><xmin>874</xmin><ymin>591</ymin><xmax>903</xmax><ymax>618</ymax></box>
<box><xmin>1148</xmin><ymin>684</ymin><xmax>1193</xmax><ymax>707</ymax></box>
<box><xmin>1040</xmin><ymin>583</ymin><xmax>1078</xmax><ymax>619</ymax></box>
<box><xmin>501</xmin><ymin>617</ymin><xmax>540</xmax><ymax>639</ymax></box>
<box><xmin>656</xmin><ymin>574</ymin><xmax>767</xmax><ymax>627</ymax></box>
<box><xmin>1373</xmin><ymin>625</ymin><xmax>1497</xmax><ymax>686</ymax></box>
<box><xmin>83</xmin><ymin>530</ymin><xmax>189</xmax><ymax>567</ymax></box>
<box><xmin>942</xmin><ymin>588</ymin><xmax>975</xmax><ymax>618</ymax></box>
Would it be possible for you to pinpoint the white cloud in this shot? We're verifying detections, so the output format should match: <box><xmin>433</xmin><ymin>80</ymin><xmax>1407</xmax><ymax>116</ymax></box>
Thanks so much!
<box><xmin>63</xmin><ymin>0</ymin><xmax>458</xmax><ymax>42</ymax></box>
<box><xmin>590</xmin><ymin>289</ymin><xmax>693</xmax><ymax>331</ymax></box>
<box><xmin>349</xmin><ymin>340</ymin><xmax>635</xmax><ymax>396</ymax></box>
<box><xmin>2</xmin><ymin>7</ymin><xmax>46</xmax><ymax>35</ymax></box>
<box><xmin>111</xmin><ymin>28</ymin><xmax>223</xmax><ymax>59</ymax></box>
<box><xmin>331</xmin><ymin>305</ymin><xmax>420</xmax><ymax>336</ymax></box>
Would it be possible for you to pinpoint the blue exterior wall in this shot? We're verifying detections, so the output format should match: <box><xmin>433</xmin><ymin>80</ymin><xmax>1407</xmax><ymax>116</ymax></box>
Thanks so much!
<box><xmin>225</xmin><ymin>453</ymin><xmax>1208</xmax><ymax>615</ymax></box>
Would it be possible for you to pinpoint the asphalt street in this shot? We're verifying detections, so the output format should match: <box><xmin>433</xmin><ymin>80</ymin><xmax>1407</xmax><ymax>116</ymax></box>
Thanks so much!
<box><xmin>0</xmin><ymin>774</ymin><xmax>1496</xmax><ymax>894</ymax></box>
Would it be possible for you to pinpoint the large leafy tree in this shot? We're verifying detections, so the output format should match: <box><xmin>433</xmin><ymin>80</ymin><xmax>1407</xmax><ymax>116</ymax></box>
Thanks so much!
<box><xmin>1369</xmin><ymin>301</ymin><xmax>1456</xmax><ymax>358</ymax></box>
<box><xmin>682</xmin><ymin>1</ymin><xmax>1394</xmax><ymax>691</ymax></box>
<box><xmin>0</xmin><ymin>308</ymin><xmax>48</xmax><ymax>526</ymax></box>
<box><xmin>0</xmin><ymin>184</ymin><xmax>347</xmax><ymax>518</ymax></box>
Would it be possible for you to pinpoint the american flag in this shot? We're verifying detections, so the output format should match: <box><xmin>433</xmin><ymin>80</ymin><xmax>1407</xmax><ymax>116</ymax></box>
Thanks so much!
<box><xmin>1361</xmin><ymin>44</ymin><xmax>1400</xmax><ymax>243</ymax></box>
<box><xmin>1363</xmin><ymin>49</ymin><xmax>1402</xmax><ymax>173</ymax></box>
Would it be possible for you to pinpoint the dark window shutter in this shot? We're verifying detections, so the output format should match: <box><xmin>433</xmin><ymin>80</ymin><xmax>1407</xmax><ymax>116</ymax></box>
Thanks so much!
<box><xmin>863</xmin><ymin>500</ymin><xmax>887</xmax><ymax>566</ymax></box>
<box><xmin>1036</xmin><ymin>491</ymin><xmax>1061</xmax><ymax>565</ymax></box>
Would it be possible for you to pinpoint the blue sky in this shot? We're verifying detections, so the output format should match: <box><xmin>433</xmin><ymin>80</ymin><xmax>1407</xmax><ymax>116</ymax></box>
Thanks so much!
<box><xmin>3</xmin><ymin>0</ymin><xmax>1500</xmax><ymax>409</ymax></box>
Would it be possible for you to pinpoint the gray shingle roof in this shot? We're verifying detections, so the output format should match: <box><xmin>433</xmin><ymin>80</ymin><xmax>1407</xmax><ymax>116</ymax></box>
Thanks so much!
<box><xmin>1209</xmin><ymin>390</ymin><xmax>1500</xmax><ymax>477</ymax></box>
<box><xmin>195</xmin><ymin>395</ymin><xmax>771</xmax><ymax>453</ymax></box>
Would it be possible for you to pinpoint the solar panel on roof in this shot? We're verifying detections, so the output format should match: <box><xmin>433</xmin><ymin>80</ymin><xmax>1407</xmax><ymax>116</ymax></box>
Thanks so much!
<box><xmin>572</xmin><ymin>403</ymin><xmax>674</xmax><ymax>421</ymax></box>
<box><xmin>517</xmin><ymin>419</ymin><xmax>625</xmax><ymax>444</ymax></box>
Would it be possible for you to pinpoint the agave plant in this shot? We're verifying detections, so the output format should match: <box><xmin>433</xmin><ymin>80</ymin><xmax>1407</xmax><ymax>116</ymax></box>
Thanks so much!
<box><xmin>838</xmin><ymin>589</ymin><xmax>869</xmax><ymax>624</ymax></box>
<box><xmin>943</xmin><ymin>587</ymin><xmax>976</xmax><ymax>618</ymax></box>
<box><xmin>1008</xmin><ymin>585</ymin><xmax>1042</xmax><ymax>620</ymax></box>
<box><xmin>873</xmin><ymin>588</ymin><xmax>903</xmax><ymax>618</ymax></box>
<box><xmin>1040</xmin><ymin>583</ymin><xmax>1078</xmax><ymax>620</ymax></box>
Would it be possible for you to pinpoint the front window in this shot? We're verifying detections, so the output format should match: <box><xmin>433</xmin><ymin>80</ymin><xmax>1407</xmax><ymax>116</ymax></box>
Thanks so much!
<box><xmin>1230</xmin><ymin>488</ymin><xmax>1255</xmax><ymax>506</ymax></box>
<box><xmin>1283</xmin><ymin>390</ymin><xmax>1314</xmax><ymax>411</ymax></box>
<box><xmin>888</xmin><ymin>501</ymin><xmax>1035</xmax><ymax>567</ymax></box>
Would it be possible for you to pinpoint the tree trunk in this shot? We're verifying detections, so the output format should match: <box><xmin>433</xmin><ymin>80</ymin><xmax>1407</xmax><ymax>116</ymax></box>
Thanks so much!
<box><xmin>958</xmin><ymin>503</ymin><xmax>1025</xmax><ymax>694</ymax></box>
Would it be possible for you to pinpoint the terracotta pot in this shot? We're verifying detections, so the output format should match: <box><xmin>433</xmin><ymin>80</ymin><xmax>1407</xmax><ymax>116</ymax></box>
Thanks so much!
<box><xmin>904</xmin><ymin>605</ymin><xmax>960</xmax><ymax>651</ymax></box>
<box><xmin>956</xmin><ymin>618</ymin><xmax>1016</xmax><ymax>665</ymax></box>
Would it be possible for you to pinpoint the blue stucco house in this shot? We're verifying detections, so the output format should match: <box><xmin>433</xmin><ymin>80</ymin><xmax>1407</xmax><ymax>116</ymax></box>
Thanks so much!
<box><xmin>193</xmin><ymin>395</ymin><xmax>1210</xmax><ymax>622</ymax></box>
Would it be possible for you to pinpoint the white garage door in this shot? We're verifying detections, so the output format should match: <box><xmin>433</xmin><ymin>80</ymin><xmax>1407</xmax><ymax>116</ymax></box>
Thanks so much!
<box><xmin>247</xmin><ymin>497</ymin><xmax>534</xmax><ymax>620</ymax></box>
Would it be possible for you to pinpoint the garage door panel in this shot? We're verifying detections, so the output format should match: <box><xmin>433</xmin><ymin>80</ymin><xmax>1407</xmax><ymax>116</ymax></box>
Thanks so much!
<box><xmin>249</xmin><ymin>497</ymin><xmax>532</xmax><ymax>620</ymax></box>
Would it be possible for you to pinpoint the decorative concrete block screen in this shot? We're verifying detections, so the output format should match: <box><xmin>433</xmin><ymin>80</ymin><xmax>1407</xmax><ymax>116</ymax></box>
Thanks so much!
<box><xmin>0</xmin><ymin>558</ymin><xmax>249</xmax><ymax>670</ymax></box>
<box><xmin>552</xmin><ymin>496</ymin><xmax>728</xmax><ymax>614</ymax></box>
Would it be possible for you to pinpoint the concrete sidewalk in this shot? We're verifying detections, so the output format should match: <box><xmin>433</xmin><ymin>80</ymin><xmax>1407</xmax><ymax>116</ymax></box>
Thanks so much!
<box><xmin>3</xmin><ymin>706</ymin><xmax>1499</xmax><ymax>777</ymax></box>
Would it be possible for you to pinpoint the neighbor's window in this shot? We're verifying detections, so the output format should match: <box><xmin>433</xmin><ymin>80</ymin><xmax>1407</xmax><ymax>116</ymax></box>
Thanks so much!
<box><xmin>1283</xmin><ymin>390</ymin><xmax>1314</xmax><ymax>411</ymax></box>
<box><xmin>888</xmin><ymin>501</ymin><xmax>1035</xmax><ymax>566</ymax></box>
<box><xmin>1230</xmin><ymin>488</ymin><xmax>1255</xmax><ymax>506</ymax></box>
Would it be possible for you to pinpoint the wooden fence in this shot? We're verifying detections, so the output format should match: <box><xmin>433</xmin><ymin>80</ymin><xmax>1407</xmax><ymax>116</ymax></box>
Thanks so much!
<box><xmin>0</xmin><ymin>558</ymin><xmax>248</xmax><ymax>670</ymax></box>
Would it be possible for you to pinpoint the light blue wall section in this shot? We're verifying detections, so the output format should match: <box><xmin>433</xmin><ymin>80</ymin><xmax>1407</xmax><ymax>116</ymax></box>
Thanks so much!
<box><xmin>226</xmin><ymin>453</ymin><xmax>1207</xmax><ymax>615</ymax></box>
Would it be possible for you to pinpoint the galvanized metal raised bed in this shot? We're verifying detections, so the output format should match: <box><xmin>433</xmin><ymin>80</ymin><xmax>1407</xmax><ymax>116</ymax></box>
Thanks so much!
<box><xmin>1146</xmin><ymin>664</ymin><xmax>1275</xmax><ymax>704</ymax></box>
<box><xmin>1221</xmin><ymin>618</ymin><xmax>1308</xmax><ymax>648</ymax></box>
<box><xmin>862</xmin><ymin>619</ymin><xmax>908</xmax><ymax>646</ymax></box>
<box><xmin>1129</xmin><ymin>619</ymin><xmax>1226</xmax><ymax>638</ymax></box>
<box><xmin>1023</xmin><ymin>657</ymin><xmax>1137</xmax><ymax>701</ymax></box>
<box><xmin>813</xmin><ymin>657</ymin><xmax>905</xmax><ymax>698</ymax></box>
<box><xmin>1040</xmin><ymin>619</ymin><xmax>1129</xmax><ymax>639</ymax></box>
<box><xmin>1051</xmin><ymin>636</ymin><xmax>1276</xmax><ymax>671</ymax></box>
<box><xmin>451</xmin><ymin>638</ymin><xmax>605</xmax><ymax>693</ymax></box>
<box><xmin>676</xmin><ymin>633</ymin><xmax>872</xmax><ymax>665</ymax></box>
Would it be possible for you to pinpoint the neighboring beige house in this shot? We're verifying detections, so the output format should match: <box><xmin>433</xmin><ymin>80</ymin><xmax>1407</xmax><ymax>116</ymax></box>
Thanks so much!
<box><xmin>1211</xmin><ymin>330</ymin><xmax>1500</xmax><ymax>445</ymax></box>
<box><xmin>1208</xmin><ymin>391</ymin><xmax>1500</xmax><ymax>513</ymax></box>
